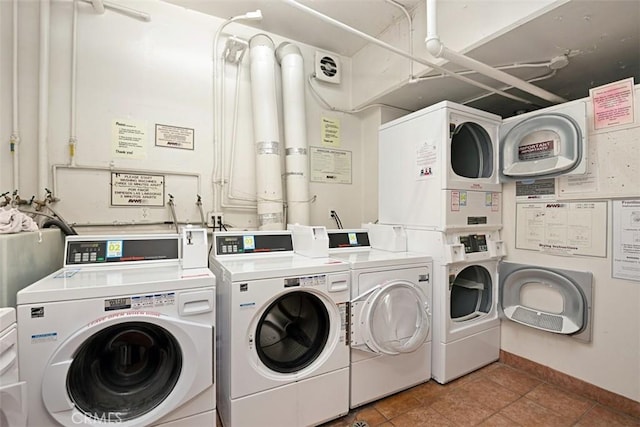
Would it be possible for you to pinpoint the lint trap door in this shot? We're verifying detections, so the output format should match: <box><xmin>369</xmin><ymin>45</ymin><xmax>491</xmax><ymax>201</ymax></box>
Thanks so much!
<box><xmin>499</xmin><ymin>100</ymin><xmax>587</xmax><ymax>181</ymax></box>
<box><xmin>499</xmin><ymin>262</ymin><xmax>593</xmax><ymax>342</ymax></box>
<box><xmin>350</xmin><ymin>281</ymin><xmax>430</xmax><ymax>355</ymax></box>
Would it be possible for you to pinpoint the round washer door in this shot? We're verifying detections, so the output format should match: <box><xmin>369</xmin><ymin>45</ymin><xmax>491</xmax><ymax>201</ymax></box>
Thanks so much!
<box><xmin>254</xmin><ymin>290</ymin><xmax>331</xmax><ymax>374</ymax></box>
<box><xmin>351</xmin><ymin>281</ymin><xmax>430</xmax><ymax>355</ymax></box>
<box><xmin>40</xmin><ymin>312</ymin><xmax>212</xmax><ymax>427</ymax></box>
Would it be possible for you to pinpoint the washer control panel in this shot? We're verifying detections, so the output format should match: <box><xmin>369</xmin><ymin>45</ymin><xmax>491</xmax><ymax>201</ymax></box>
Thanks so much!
<box><xmin>64</xmin><ymin>235</ymin><xmax>179</xmax><ymax>266</ymax></box>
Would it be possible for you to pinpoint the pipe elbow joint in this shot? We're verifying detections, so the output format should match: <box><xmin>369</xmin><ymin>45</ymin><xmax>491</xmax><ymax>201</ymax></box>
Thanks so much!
<box><xmin>275</xmin><ymin>42</ymin><xmax>302</xmax><ymax>64</ymax></box>
<box><xmin>425</xmin><ymin>37</ymin><xmax>444</xmax><ymax>58</ymax></box>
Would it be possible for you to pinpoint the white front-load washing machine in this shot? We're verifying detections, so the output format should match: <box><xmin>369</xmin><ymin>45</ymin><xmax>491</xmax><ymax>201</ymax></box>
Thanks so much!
<box><xmin>325</xmin><ymin>228</ymin><xmax>432</xmax><ymax>408</ymax></box>
<box><xmin>0</xmin><ymin>307</ymin><xmax>27</xmax><ymax>427</ymax></box>
<box><xmin>209</xmin><ymin>230</ymin><xmax>351</xmax><ymax>427</ymax></box>
<box><xmin>17</xmin><ymin>233</ymin><xmax>215</xmax><ymax>427</ymax></box>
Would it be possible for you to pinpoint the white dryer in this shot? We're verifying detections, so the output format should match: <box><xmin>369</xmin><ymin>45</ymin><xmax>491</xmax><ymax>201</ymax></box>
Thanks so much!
<box><xmin>0</xmin><ymin>307</ymin><xmax>27</xmax><ymax>427</ymax></box>
<box><xmin>209</xmin><ymin>230</ymin><xmax>351</xmax><ymax>427</ymax></box>
<box><xmin>379</xmin><ymin>99</ymin><xmax>588</xmax><ymax>230</ymax></box>
<box><xmin>17</xmin><ymin>233</ymin><xmax>215</xmax><ymax>427</ymax></box>
<box><xmin>325</xmin><ymin>228</ymin><xmax>432</xmax><ymax>408</ymax></box>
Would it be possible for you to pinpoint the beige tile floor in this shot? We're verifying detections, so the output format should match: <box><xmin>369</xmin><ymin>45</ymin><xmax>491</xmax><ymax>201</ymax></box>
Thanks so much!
<box><xmin>321</xmin><ymin>362</ymin><xmax>640</xmax><ymax>427</ymax></box>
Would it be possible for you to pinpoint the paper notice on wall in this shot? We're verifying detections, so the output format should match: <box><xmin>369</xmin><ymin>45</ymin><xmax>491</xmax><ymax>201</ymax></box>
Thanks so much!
<box><xmin>310</xmin><ymin>147</ymin><xmax>352</xmax><ymax>184</ymax></box>
<box><xmin>155</xmin><ymin>124</ymin><xmax>194</xmax><ymax>150</ymax></box>
<box><xmin>111</xmin><ymin>172</ymin><xmax>165</xmax><ymax>206</ymax></box>
<box><xmin>612</xmin><ymin>199</ymin><xmax>640</xmax><ymax>281</ymax></box>
<box><xmin>416</xmin><ymin>141</ymin><xmax>437</xmax><ymax>180</ymax></box>
<box><xmin>321</xmin><ymin>116</ymin><xmax>341</xmax><ymax>147</ymax></box>
<box><xmin>590</xmin><ymin>77</ymin><xmax>635</xmax><ymax>130</ymax></box>
<box><xmin>515</xmin><ymin>201</ymin><xmax>607</xmax><ymax>257</ymax></box>
<box><xmin>515</xmin><ymin>178</ymin><xmax>556</xmax><ymax>201</ymax></box>
<box><xmin>113</xmin><ymin>119</ymin><xmax>147</xmax><ymax>159</ymax></box>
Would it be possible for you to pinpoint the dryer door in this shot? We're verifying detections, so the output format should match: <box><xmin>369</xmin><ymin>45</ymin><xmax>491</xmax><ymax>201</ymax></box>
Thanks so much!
<box><xmin>40</xmin><ymin>312</ymin><xmax>213</xmax><ymax>427</ymax></box>
<box><xmin>351</xmin><ymin>281</ymin><xmax>430</xmax><ymax>355</ymax></box>
<box><xmin>500</xmin><ymin>100</ymin><xmax>587</xmax><ymax>180</ymax></box>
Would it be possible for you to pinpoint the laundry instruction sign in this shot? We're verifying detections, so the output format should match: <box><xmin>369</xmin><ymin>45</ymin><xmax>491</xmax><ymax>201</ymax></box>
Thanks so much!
<box><xmin>112</xmin><ymin>119</ymin><xmax>147</xmax><ymax>159</ymax></box>
<box><xmin>111</xmin><ymin>172</ymin><xmax>165</xmax><ymax>206</ymax></box>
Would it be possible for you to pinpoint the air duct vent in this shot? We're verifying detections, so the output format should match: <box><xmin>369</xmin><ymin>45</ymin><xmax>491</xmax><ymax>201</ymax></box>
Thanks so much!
<box><xmin>315</xmin><ymin>51</ymin><xmax>341</xmax><ymax>84</ymax></box>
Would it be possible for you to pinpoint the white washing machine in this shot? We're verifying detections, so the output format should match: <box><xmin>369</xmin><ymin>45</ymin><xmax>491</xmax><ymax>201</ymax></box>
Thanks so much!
<box><xmin>407</xmin><ymin>228</ymin><xmax>503</xmax><ymax>384</ymax></box>
<box><xmin>379</xmin><ymin>99</ymin><xmax>588</xmax><ymax>230</ymax></box>
<box><xmin>0</xmin><ymin>307</ymin><xmax>27</xmax><ymax>427</ymax></box>
<box><xmin>17</xmin><ymin>232</ymin><xmax>216</xmax><ymax>427</ymax></box>
<box><xmin>325</xmin><ymin>227</ymin><xmax>432</xmax><ymax>408</ymax></box>
<box><xmin>209</xmin><ymin>230</ymin><xmax>351</xmax><ymax>427</ymax></box>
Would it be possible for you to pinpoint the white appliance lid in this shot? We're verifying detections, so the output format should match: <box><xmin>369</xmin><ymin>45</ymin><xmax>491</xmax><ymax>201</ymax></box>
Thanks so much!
<box><xmin>213</xmin><ymin>254</ymin><xmax>349</xmax><ymax>282</ymax></box>
<box><xmin>330</xmin><ymin>249</ymin><xmax>431</xmax><ymax>269</ymax></box>
<box><xmin>16</xmin><ymin>263</ymin><xmax>214</xmax><ymax>305</ymax></box>
<box><xmin>0</xmin><ymin>307</ymin><xmax>16</xmax><ymax>332</ymax></box>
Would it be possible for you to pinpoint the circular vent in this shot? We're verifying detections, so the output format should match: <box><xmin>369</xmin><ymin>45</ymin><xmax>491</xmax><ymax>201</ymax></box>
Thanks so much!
<box><xmin>319</xmin><ymin>56</ymin><xmax>337</xmax><ymax>78</ymax></box>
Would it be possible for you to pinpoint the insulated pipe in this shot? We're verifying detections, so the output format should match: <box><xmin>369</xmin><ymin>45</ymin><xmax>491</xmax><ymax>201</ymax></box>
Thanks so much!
<box><xmin>11</xmin><ymin>0</ymin><xmax>20</xmax><ymax>191</ymax></box>
<box><xmin>425</xmin><ymin>0</ymin><xmax>566</xmax><ymax>104</ymax></box>
<box><xmin>276</xmin><ymin>42</ymin><xmax>310</xmax><ymax>226</ymax></box>
<box><xmin>90</xmin><ymin>0</ymin><xmax>105</xmax><ymax>14</ymax></box>
<box><xmin>249</xmin><ymin>35</ymin><xmax>284</xmax><ymax>230</ymax></box>
<box><xmin>79</xmin><ymin>0</ymin><xmax>149</xmax><ymax>21</ymax></box>
<box><xmin>281</xmin><ymin>0</ymin><xmax>532</xmax><ymax>105</ymax></box>
<box><xmin>38</xmin><ymin>0</ymin><xmax>50</xmax><ymax>198</ymax></box>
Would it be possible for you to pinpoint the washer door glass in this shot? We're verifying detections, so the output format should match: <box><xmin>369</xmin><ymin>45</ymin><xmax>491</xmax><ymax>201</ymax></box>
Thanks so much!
<box><xmin>451</xmin><ymin>122</ymin><xmax>493</xmax><ymax>178</ymax></box>
<box><xmin>450</xmin><ymin>266</ymin><xmax>492</xmax><ymax>321</ymax></box>
<box><xmin>256</xmin><ymin>291</ymin><xmax>330</xmax><ymax>374</ymax></box>
<box><xmin>67</xmin><ymin>322</ymin><xmax>182</xmax><ymax>422</ymax></box>
<box><xmin>368</xmin><ymin>282</ymin><xmax>430</xmax><ymax>354</ymax></box>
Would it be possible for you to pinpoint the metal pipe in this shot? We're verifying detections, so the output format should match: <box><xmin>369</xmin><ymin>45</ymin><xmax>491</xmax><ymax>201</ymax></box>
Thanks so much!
<box><xmin>424</xmin><ymin>0</ymin><xmax>566</xmax><ymax>104</ymax></box>
<box><xmin>69</xmin><ymin>0</ymin><xmax>78</xmax><ymax>166</ymax></box>
<box><xmin>11</xmin><ymin>0</ymin><xmax>20</xmax><ymax>190</ymax></box>
<box><xmin>281</xmin><ymin>0</ymin><xmax>533</xmax><ymax>105</ymax></box>
<box><xmin>38</xmin><ymin>0</ymin><xmax>51</xmax><ymax>198</ymax></box>
<box><xmin>385</xmin><ymin>0</ymin><xmax>414</xmax><ymax>79</ymax></box>
<box><xmin>78</xmin><ymin>0</ymin><xmax>150</xmax><ymax>21</ymax></box>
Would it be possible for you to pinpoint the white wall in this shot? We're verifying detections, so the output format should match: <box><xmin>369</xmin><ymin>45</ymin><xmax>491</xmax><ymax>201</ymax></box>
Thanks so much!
<box><xmin>0</xmin><ymin>0</ymin><xmax>367</xmax><ymax>231</ymax></box>
<box><xmin>501</xmin><ymin>87</ymin><xmax>640</xmax><ymax>402</ymax></box>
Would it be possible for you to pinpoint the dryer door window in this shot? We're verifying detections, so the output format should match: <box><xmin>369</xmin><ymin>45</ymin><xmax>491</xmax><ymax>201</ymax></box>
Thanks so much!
<box><xmin>66</xmin><ymin>322</ymin><xmax>182</xmax><ymax>422</ymax></box>
<box><xmin>255</xmin><ymin>291</ymin><xmax>330</xmax><ymax>374</ymax></box>
<box><xmin>353</xmin><ymin>281</ymin><xmax>429</xmax><ymax>355</ymax></box>
<box><xmin>450</xmin><ymin>265</ymin><xmax>492</xmax><ymax>321</ymax></box>
<box><xmin>450</xmin><ymin>122</ymin><xmax>494</xmax><ymax>179</ymax></box>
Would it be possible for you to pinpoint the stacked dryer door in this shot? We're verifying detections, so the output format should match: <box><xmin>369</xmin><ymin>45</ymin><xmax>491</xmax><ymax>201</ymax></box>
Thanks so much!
<box><xmin>0</xmin><ymin>308</ymin><xmax>27</xmax><ymax>427</ymax></box>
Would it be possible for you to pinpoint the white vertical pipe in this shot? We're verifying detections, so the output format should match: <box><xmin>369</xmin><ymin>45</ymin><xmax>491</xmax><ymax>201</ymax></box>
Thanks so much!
<box><xmin>38</xmin><ymin>0</ymin><xmax>51</xmax><ymax>198</ymax></box>
<box><xmin>249</xmin><ymin>35</ymin><xmax>284</xmax><ymax>230</ymax></box>
<box><xmin>276</xmin><ymin>42</ymin><xmax>310</xmax><ymax>225</ymax></box>
<box><xmin>69</xmin><ymin>0</ymin><xmax>78</xmax><ymax>166</ymax></box>
<box><xmin>11</xmin><ymin>0</ymin><xmax>20</xmax><ymax>191</ymax></box>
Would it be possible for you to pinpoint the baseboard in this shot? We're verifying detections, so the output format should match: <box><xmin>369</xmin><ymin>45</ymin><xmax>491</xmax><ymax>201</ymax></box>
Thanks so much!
<box><xmin>500</xmin><ymin>350</ymin><xmax>640</xmax><ymax>419</ymax></box>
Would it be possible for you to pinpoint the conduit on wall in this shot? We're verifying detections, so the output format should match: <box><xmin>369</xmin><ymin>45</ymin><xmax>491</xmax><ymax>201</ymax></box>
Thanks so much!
<box><xmin>38</xmin><ymin>0</ymin><xmax>50</xmax><ymax>197</ymax></box>
<box><xmin>249</xmin><ymin>35</ymin><xmax>284</xmax><ymax>230</ymax></box>
<box><xmin>11</xmin><ymin>0</ymin><xmax>20</xmax><ymax>191</ymax></box>
<box><xmin>276</xmin><ymin>42</ymin><xmax>310</xmax><ymax>226</ymax></box>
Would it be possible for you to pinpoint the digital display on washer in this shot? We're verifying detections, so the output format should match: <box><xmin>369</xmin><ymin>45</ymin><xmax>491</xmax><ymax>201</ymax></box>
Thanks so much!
<box><xmin>216</xmin><ymin>234</ymin><xmax>294</xmax><ymax>255</ymax></box>
<box><xmin>327</xmin><ymin>231</ymin><xmax>370</xmax><ymax>249</ymax></box>
<box><xmin>459</xmin><ymin>234</ymin><xmax>488</xmax><ymax>253</ymax></box>
<box><xmin>66</xmin><ymin>238</ymin><xmax>179</xmax><ymax>265</ymax></box>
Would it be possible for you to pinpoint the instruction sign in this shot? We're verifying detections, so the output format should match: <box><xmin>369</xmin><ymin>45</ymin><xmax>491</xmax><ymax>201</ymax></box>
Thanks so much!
<box><xmin>155</xmin><ymin>124</ymin><xmax>194</xmax><ymax>150</ymax></box>
<box><xmin>590</xmin><ymin>77</ymin><xmax>635</xmax><ymax>130</ymax></box>
<box><xmin>416</xmin><ymin>141</ymin><xmax>437</xmax><ymax>179</ymax></box>
<box><xmin>519</xmin><ymin>140</ymin><xmax>554</xmax><ymax>161</ymax></box>
<box><xmin>515</xmin><ymin>201</ymin><xmax>607</xmax><ymax>257</ymax></box>
<box><xmin>321</xmin><ymin>117</ymin><xmax>341</xmax><ymax>147</ymax></box>
<box><xmin>112</xmin><ymin>119</ymin><xmax>147</xmax><ymax>159</ymax></box>
<box><xmin>111</xmin><ymin>172</ymin><xmax>165</xmax><ymax>206</ymax></box>
<box><xmin>612</xmin><ymin>200</ymin><xmax>640</xmax><ymax>281</ymax></box>
<box><xmin>310</xmin><ymin>147</ymin><xmax>352</xmax><ymax>184</ymax></box>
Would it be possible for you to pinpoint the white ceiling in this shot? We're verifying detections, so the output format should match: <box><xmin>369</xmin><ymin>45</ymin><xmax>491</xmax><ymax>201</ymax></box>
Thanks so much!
<box><xmin>165</xmin><ymin>0</ymin><xmax>639</xmax><ymax>117</ymax></box>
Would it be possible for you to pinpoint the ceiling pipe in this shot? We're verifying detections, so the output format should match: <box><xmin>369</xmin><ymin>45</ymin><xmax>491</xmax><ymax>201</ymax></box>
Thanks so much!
<box><xmin>281</xmin><ymin>0</ymin><xmax>534</xmax><ymax>105</ymax></box>
<box><xmin>78</xmin><ymin>0</ymin><xmax>150</xmax><ymax>21</ymax></box>
<box><xmin>90</xmin><ymin>0</ymin><xmax>105</xmax><ymax>14</ymax></box>
<box><xmin>425</xmin><ymin>0</ymin><xmax>566</xmax><ymax>104</ymax></box>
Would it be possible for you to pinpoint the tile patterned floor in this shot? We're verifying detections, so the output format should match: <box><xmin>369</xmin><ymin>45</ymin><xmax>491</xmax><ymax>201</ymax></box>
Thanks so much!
<box><xmin>321</xmin><ymin>363</ymin><xmax>640</xmax><ymax>427</ymax></box>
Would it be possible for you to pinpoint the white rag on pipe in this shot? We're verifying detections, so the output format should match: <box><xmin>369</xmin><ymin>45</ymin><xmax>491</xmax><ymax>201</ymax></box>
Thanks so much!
<box><xmin>0</xmin><ymin>208</ymin><xmax>39</xmax><ymax>233</ymax></box>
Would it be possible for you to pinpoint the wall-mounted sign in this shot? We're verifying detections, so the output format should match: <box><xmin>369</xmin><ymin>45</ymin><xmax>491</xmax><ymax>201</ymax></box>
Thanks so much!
<box><xmin>111</xmin><ymin>172</ymin><xmax>165</xmax><ymax>206</ymax></box>
<box><xmin>112</xmin><ymin>119</ymin><xmax>147</xmax><ymax>159</ymax></box>
<box><xmin>590</xmin><ymin>77</ymin><xmax>635</xmax><ymax>130</ymax></box>
<box><xmin>321</xmin><ymin>116</ymin><xmax>341</xmax><ymax>147</ymax></box>
<box><xmin>310</xmin><ymin>147</ymin><xmax>352</xmax><ymax>184</ymax></box>
<box><xmin>155</xmin><ymin>124</ymin><xmax>195</xmax><ymax>150</ymax></box>
<box><xmin>612</xmin><ymin>199</ymin><xmax>640</xmax><ymax>281</ymax></box>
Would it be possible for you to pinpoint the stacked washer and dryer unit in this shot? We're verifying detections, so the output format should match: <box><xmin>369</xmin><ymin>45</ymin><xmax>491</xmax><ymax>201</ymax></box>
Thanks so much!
<box><xmin>17</xmin><ymin>229</ymin><xmax>216</xmax><ymax>426</ymax></box>
<box><xmin>379</xmin><ymin>99</ymin><xmax>589</xmax><ymax>383</ymax></box>
<box><xmin>0</xmin><ymin>307</ymin><xmax>28</xmax><ymax>427</ymax></box>
<box><xmin>325</xmin><ymin>224</ymin><xmax>432</xmax><ymax>408</ymax></box>
<box><xmin>210</xmin><ymin>229</ymin><xmax>352</xmax><ymax>427</ymax></box>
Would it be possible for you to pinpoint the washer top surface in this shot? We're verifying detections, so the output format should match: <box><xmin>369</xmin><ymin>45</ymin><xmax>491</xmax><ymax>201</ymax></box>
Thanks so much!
<box><xmin>212</xmin><ymin>253</ymin><xmax>350</xmax><ymax>282</ymax></box>
<box><xmin>16</xmin><ymin>262</ymin><xmax>214</xmax><ymax>305</ymax></box>
<box><xmin>0</xmin><ymin>307</ymin><xmax>16</xmax><ymax>332</ymax></box>
<box><xmin>329</xmin><ymin>248</ymin><xmax>431</xmax><ymax>270</ymax></box>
